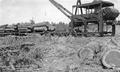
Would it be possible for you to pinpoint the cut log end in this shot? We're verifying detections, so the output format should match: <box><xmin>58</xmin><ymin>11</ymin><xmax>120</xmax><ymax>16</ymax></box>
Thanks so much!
<box><xmin>102</xmin><ymin>49</ymin><xmax>120</xmax><ymax>69</ymax></box>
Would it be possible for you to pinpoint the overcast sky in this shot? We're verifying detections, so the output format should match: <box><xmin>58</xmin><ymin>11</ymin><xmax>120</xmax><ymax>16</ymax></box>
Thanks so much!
<box><xmin>0</xmin><ymin>0</ymin><xmax>120</xmax><ymax>25</ymax></box>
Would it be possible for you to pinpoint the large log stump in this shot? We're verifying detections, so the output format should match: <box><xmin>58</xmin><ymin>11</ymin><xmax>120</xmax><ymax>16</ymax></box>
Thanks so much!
<box><xmin>102</xmin><ymin>49</ymin><xmax>120</xmax><ymax>69</ymax></box>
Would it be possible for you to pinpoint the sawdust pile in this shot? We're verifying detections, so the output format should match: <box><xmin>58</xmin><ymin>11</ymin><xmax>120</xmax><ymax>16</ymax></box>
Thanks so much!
<box><xmin>0</xmin><ymin>34</ymin><xmax>120</xmax><ymax>72</ymax></box>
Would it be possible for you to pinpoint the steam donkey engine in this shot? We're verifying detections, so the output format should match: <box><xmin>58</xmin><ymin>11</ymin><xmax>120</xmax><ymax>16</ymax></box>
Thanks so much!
<box><xmin>50</xmin><ymin>0</ymin><xmax>119</xmax><ymax>37</ymax></box>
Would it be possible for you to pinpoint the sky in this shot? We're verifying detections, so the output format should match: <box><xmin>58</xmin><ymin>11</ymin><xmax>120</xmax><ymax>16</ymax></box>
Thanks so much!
<box><xmin>0</xmin><ymin>0</ymin><xmax>120</xmax><ymax>25</ymax></box>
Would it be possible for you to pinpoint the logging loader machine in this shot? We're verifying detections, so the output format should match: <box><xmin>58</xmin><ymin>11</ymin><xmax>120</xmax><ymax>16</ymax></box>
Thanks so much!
<box><xmin>49</xmin><ymin>0</ymin><xmax>119</xmax><ymax>37</ymax></box>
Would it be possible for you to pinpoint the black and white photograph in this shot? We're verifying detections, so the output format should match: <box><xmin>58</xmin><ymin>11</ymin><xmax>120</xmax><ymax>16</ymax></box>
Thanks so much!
<box><xmin>0</xmin><ymin>0</ymin><xmax>120</xmax><ymax>72</ymax></box>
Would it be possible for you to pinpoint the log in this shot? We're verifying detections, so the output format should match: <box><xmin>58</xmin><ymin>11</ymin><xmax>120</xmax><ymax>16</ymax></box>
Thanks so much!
<box><xmin>78</xmin><ymin>48</ymin><xmax>94</xmax><ymax>60</ymax></box>
<box><xmin>102</xmin><ymin>49</ymin><xmax>120</xmax><ymax>69</ymax></box>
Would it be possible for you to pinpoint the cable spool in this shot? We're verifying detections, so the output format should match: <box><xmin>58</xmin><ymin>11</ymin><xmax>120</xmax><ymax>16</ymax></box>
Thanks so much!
<box><xmin>101</xmin><ymin>8</ymin><xmax>119</xmax><ymax>20</ymax></box>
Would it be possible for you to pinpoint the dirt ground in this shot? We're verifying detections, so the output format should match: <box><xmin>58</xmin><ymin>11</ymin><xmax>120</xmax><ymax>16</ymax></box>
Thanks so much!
<box><xmin>0</xmin><ymin>26</ymin><xmax>120</xmax><ymax>72</ymax></box>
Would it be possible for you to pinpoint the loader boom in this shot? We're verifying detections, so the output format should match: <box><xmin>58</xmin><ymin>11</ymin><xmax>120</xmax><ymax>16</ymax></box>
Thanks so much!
<box><xmin>49</xmin><ymin>0</ymin><xmax>72</xmax><ymax>19</ymax></box>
